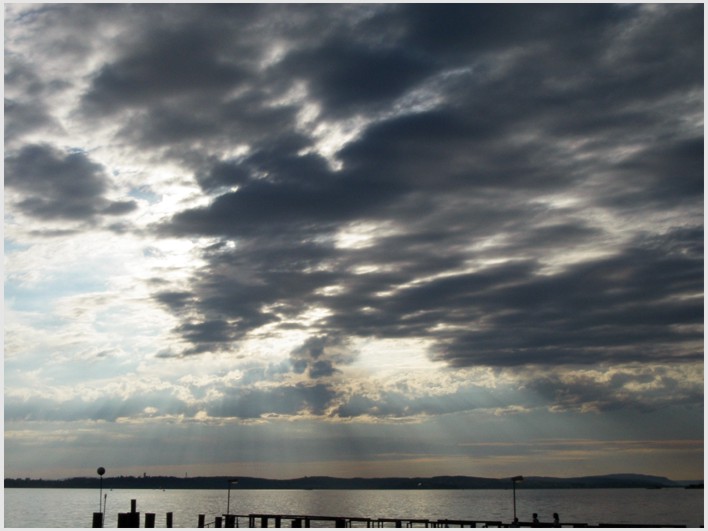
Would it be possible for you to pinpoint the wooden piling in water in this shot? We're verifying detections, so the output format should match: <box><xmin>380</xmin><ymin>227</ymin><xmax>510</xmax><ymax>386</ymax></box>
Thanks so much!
<box><xmin>117</xmin><ymin>499</ymin><xmax>140</xmax><ymax>528</ymax></box>
<box><xmin>145</xmin><ymin>513</ymin><xmax>156</xmax><ymax>528</ymax></box>
<box><xmin>166</xmin><ymin>512</ymin><xmax>173</xmax><ymax>528</ymax></box>
<box><xmin>215</xmin><ymin>515</ymin><xmax>223</xmax><ymax>528</ymax></box>
<box><xmin>131</xmin><ymin>499</ymin><xmax>140</xmax><ymax>527</ymax></box>
<box><xmin>92</xmin><ymin>512</ymin><xmax>103</xmax><ymax>528</ymax></box>
<box><xmin>198</xmin><ymin>514</ymin><xmax>205</xmax><ymax>528</ymax></box>
<box><xmin>117</xmin><ymin>513</ymin><xmax>129</xmax><ymax>528</ymax></box>
<box><xmin>117</xmin><ymin>513</ymin><xmax>139</xmax><ymax>528</ymax></box>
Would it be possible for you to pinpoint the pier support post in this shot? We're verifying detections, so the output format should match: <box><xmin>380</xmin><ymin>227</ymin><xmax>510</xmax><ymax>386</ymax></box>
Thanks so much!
<box><xmin>225</xmin><ymin>515</ymin><xmax>236</xmax><ymax>528</ymax></box>
<box><xmin>292</xmin><ymin>518</ymin><xmax>302</xmax><ymax>528</ymax></box>
<box><xmin>198</xmin><ymin>514</ymin><xmax>205</xmax><ymax>528</ymax></box>
<box><xmin>145</xmin><ymin>513</ymin><xmax>156</xmax><ymax>528</ymax></box>
<box><xmin>117</xmin><ymin>499</ymin><xmax>140</xmax><ymax>529</ymax></box>
<box><xmin>92</xmin><ymin>512</ymin><xmax>103</xmax><ymax>528</ymax></box>
<box><xmin>118</xmin><ymin>513</ymin><xmax>140</xmax><ymax>527</ymax></box>
<box><xmin>215</xmin><ymin>516</ymin><xmax>223</xmax><ymax>528</ymax></box>
<box><xmin>262</xmin><ymin>516</ymin><xmax>268</xmax><ymax>528</ymax></box>
<box><xmin>117</xmin><ymin>512</ymin><xmax>140</xmax><ymax>528</ymax></box>
<box><xmin>166</xmin><ymin>512</ymin><xmax>173</xmax><ymax>528</ymax></box>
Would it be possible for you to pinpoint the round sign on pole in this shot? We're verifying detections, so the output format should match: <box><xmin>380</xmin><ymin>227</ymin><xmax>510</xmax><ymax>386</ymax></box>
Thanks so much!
<box><xmin>97</xmin><ymin>467</ymin><xmax>106</xmax><ymax>476</ymax></box>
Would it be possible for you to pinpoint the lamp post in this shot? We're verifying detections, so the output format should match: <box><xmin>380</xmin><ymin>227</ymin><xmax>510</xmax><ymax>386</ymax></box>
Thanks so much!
<box><xmin>511</xmin><ymin>475</ymin><xmax>523</xmax><ymax>521</ymax></box>
<box><xmin>226</xmin><ymin>479</ymin><xmax>239</xmax><ymax>516</ymax></box>
<box><xmin>92</xmin><ymin>467</ymin><xmax>106</xmax><ymax>528</ymax></box>
<box><xmin>97</xmin><ymin>467</ymin><xmax>106</xmax><ymax>513</ymax></box>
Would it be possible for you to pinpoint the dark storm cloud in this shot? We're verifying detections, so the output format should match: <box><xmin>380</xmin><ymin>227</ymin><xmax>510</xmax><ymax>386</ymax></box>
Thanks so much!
<box><xmin>207</xmin><ymin>383</ymin><xmax>337</xmax><ymax>419</ymax></box>
<box><xmin>4</xmin><ymin>57</ymin><xmax>68</xmax><ymax>143</ymax></box>
<box><xmin>153</xmin><ymin>223</ymin><xmax>702</xmax><ymax>368</ymax></box>
<box><xmin>174</xmin><ymin>320</ymin><xmax>239</xmax><ymax>348</ymax></box>
<box><xmin>16</xmin><ymin>4</ymin><xmax>696</xmax><ymax>373</ymax></box>
<box><xmin>4</xmin><ymin>144</ymin><xmax>137</xmax><ymax>223</ymax></box>
<box><xmin>331</xmin><ymin>229</ymin><xmax>702</xmax><ymax>365</ymax></box>
<box><xmin>153</xmin><ymin>237</ymin><xmax>342</xmax><ymax>354</ymax></box>
<box><xmin>278</xmin><ymin>37</ymin><xmax>436</xmax><ymax>117</ymax></box>
<box><xmin>605</xmin><ymin>137</ymin><xmax>704</xmax><ymax>209</ymax></box>
<box><xmin>76</xmin><ymin>4</ymin><xmax>340</xmax><ymax>148</ymax></box>
<box><xmin>289</xmin><ymin>335</ymin><xmax>356</xmax><ymax>379</ymax></box>
<box><xmin>428</xmin><ymin>233</ymin><xmax>703</xmax><ymax>367</ymax></box>
<box><xmin>83</xmin><ymin>30</ymin><xmax>244</xmax><ymax>113</ymax></box>
<box><xmin>165</xmin><ymin>170</ymin><xmax>402</xmax><ymax>239</ymax></box>
<box><xmin>524</xmin><ymin>366</ymin><xmax>705</xmax><ymax>414</ymax></box>
<box><xmin>125</xmin><ymin>92</ymin><xmax>300</xmax><ymax>151</ymax></box>
<box><xmin>79</xmin><ymin>5</ymin><xmax>262</xmax><ymax>115</ymax></box>
<box><xmin>396</xmin><ymin>4</ymin><xmax>628</xmax><ymax>57</ymax></box>
<box><xmin>5</xmin><ymin>99</ymin><xmax>59</xmax><ymax>142</ymax></box>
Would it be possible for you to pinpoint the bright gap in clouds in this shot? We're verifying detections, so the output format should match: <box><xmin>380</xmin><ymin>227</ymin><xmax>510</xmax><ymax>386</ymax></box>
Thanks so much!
<box><xmin>351</xmin><ymin>338</ymin><xmax>440</xmax><ymax>372</ymax></box>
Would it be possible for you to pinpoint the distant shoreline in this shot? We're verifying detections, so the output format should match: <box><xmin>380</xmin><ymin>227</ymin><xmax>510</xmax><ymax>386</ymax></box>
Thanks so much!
<box><xmin>5</xmin><ymin>473</ymin><xmax>703</xmax><ymax>490</ymax></box>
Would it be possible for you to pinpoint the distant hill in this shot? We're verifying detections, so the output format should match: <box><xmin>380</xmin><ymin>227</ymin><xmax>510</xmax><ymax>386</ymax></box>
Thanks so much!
<box><xmin>5</xmin><ymin>473</ymin><xmax>697</xmax><ymax>490</ymax></box>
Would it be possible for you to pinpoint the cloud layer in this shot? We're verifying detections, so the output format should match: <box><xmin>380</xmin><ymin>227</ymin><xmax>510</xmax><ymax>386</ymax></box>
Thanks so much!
<box><xmin>4</xmin><ymin>4</ymin><xmax>703</xmax><ymax>480</ymax></box>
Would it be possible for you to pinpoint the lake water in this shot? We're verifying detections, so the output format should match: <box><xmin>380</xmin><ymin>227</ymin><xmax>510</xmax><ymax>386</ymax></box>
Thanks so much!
<box><xmin>3</xmin><ymin>488</ymin><xmax>704</xmax><ymax>528</ymax></box>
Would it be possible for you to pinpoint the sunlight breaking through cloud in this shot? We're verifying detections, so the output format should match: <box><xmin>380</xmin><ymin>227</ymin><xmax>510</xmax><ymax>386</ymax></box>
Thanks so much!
<box><xmin>4</xmin><ymin>3</ymin><xmax>702</xmax><ymax>481</ymax></box>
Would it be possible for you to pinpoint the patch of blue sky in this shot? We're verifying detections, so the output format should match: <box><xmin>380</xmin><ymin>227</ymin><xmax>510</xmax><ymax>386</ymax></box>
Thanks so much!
<box><xmin>5</xmin><ymin>271</ymin><xmax>108</xmax><ymax>313</ymax></box>
<box><xmin>4</xmin><ymin>238</ymin><xmax>31</xmax><ymax>254</ymax></box>
<box><xmin>129</xmin><ymin>185</ymin><xmax>161</xmax><ymax>204</ymax></box>
<box><xmin>8</xmin><ymin>346</ymin><xmax>135</xmax><ymax>386</ymax></box>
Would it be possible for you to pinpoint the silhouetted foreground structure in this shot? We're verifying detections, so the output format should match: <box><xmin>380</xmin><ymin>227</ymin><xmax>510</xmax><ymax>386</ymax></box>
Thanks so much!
<box><xmin>96</xmin><ymin>499</ymin><xmax>686</xmax><ymax>528</ymax></box>
<box><xmin>195</xmin><ymin>514</ymin><xmax>685</xmax><ymax>528</ymax></box>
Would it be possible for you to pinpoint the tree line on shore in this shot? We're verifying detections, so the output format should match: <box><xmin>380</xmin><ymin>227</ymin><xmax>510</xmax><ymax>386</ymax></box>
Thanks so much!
<box><xmin>5</xmin><ymin>473</ymin><xmax>700</xmax><ymax>490</ymax></box>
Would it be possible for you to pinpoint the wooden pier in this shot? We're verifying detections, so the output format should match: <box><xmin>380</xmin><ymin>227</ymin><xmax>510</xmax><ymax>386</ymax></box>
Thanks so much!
<box><xmin>99</xmin><ymin>500</ymin><xmax>687</xmax><ymax>528</ymax></box>
<box><xmin>198</xmin><ymin>514</ymin><xmax>685</xmax><ymax>528</ymax></box>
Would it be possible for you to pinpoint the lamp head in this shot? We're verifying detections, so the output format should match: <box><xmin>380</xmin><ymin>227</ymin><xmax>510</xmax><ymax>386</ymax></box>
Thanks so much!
<box><xmin>97</xmin><ymin>467</ymin><xmax>106</xmax><ymax>476</ymax></box>
<box><xmin>511</xmin><ymin>475</ymin><xmax>524</xmax><ymax>482</ymax></box>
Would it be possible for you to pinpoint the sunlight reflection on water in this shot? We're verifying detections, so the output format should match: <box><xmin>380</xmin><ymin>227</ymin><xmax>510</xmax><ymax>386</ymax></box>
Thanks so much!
<box><xmin>4</xmin><ymin>488</ymin><xmax>703</xmax><ymax>528</ymax></box>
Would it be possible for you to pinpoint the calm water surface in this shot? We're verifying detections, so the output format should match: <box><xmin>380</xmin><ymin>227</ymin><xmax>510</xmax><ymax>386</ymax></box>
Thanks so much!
<box><xmin>4</xmin><ymin>488</ymin><xmax>704</xmax><ymax>528</ymax></box>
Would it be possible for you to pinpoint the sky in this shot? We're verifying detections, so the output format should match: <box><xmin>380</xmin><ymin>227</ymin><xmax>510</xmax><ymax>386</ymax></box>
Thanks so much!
<box><xmin>4</xmin><ymin>3</ymin><xmax>704</xmax><ymax>482</ymax></box>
